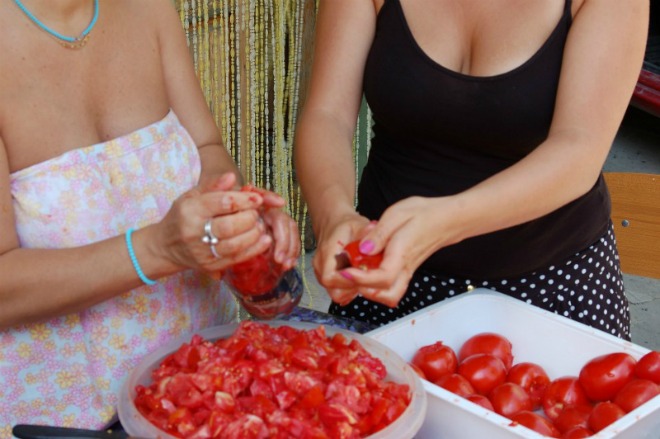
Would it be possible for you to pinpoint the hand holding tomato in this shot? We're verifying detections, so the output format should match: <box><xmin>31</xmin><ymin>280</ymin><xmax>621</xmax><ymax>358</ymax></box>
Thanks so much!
<box><xmin>333</xmin><ymin>195</ymin><xmax>459</xmax><ymax>308</ymax></box>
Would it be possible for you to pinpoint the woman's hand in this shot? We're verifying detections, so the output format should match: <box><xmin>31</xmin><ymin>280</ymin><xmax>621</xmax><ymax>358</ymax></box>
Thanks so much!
<box><xmin>336</xmin><ymin>196</ymin><xmax>457</xmax><ymax>308</ymax></box>
<box><xmin>312</xmin><ymin>212</ymin><xmax>374</xmax><ymax>306</ymax></box>
<box><xmin>151</xmin><ymin>172</ymin><xmax>272</xmax><ymax>274</ymax></box>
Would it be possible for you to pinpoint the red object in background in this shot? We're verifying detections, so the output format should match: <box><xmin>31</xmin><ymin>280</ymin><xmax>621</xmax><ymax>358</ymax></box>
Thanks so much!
<box><xmin>631</xmin><ymin>69</ymin><xmax>660</xmax><ymax>117</ymax></box>
<box><xmin>630</xmin><ymin>3</ymin><xmax>660</xmax><ymax>118</ymax></box>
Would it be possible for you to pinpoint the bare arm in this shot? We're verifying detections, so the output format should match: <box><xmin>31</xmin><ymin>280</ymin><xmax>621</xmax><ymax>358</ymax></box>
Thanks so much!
<box><xmin>155</xmin><ymin>0</ymin><xmax>242</xmax><ymax>186</ymax></box>
<box><xmin>294</xmin><ymin>0</ymin><xmax>377</xmax><ymax>235</ymax></box>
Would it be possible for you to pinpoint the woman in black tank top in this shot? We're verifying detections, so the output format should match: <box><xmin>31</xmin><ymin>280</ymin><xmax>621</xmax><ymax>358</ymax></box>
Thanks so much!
<box><xmin>294</xmin><ymin>0</ymin><xmax>648</xmax><ymax>339</ymax></box>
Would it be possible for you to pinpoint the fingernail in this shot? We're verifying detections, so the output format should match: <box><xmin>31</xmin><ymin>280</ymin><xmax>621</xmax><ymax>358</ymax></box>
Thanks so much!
<box><xmin>340</xmin><ymin>270</ymin><xmax>354</xmax><ymax>280</ymax></box>
<box><xmin>275</xmin><ymin>251</ymin><xmax>285</xmax><ymax>263</ymax></box>
<box><xmin>359</xmin><ymin>240</ymin><xmax>374</xmax><ymax>254</ymax></box>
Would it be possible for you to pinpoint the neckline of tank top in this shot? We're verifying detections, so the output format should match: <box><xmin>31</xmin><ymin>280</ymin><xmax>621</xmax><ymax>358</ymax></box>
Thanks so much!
<box><xmin>386</xmin><ymin>0</ymin><xmax>572</xmax><ymax>81</ymax></box>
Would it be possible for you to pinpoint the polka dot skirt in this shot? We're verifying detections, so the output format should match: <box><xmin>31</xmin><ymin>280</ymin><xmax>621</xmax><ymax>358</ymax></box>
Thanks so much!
<box><xmin>329</xmin><ymin>223</ymin><xmax>631</xmax><ymax>340</ymax></box>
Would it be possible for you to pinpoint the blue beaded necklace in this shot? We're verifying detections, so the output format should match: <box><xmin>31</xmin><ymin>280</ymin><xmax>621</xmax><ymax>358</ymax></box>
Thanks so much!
<box><xmin>14</xmin><ymin>0</ymin><xmax>99</xmax><ymax>49</ymax></box>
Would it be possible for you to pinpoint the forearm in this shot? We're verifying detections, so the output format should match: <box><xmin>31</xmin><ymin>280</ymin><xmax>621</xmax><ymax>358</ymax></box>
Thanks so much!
<box><xmin>294</xmin><ymin>110</ymin><xmax>358</xmax><ymax>234</ymax></box>
<box><xmin>198</xmin><ymin>143</ymin><xmax>243</xmax><ymax>186</ymax></box>
<box><xmin>444</xmin><ymin>132</ymin><xmax>610</xmax><ymax>246</ymax></box>
<box><xmin>0</xmin><ymin>224</ymin><xmax>179</xmax><ymax>329</ymax></box>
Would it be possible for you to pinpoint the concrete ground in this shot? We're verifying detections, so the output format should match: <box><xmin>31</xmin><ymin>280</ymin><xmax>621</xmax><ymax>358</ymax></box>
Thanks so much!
<box><xmin>297</xmin><ymin>106</ymin><xmax>660</xmax><ymax>351</ymax></box>
<box><xmin>603</xmin><ymin>106</ymin><xmax>660</xmax><ymax>351</ymax></box>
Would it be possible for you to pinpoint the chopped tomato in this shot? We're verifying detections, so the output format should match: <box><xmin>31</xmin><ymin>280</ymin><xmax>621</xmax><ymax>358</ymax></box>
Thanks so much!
<box><xmin>134</xmin><ymin>321</ymin><xmax>410</xmax><ymax>438</ymax></box>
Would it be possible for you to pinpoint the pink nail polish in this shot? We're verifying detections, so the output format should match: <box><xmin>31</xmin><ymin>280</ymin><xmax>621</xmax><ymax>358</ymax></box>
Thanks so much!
<box><xmin>340</xmin><ymin>270</ymin><xmax>354</xmax><ymax>280</ymax></box>
<box><xmin>359</xmin><ymin>240</ymin><xmax>375</xmax><ymax>254</ymax></box>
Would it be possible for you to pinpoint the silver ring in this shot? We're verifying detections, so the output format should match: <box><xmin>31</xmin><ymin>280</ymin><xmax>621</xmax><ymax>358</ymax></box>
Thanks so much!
<box><xmin>202</xmin><ymin>219</ymin><xmax>220</xmax><ymax>258</ymax></box>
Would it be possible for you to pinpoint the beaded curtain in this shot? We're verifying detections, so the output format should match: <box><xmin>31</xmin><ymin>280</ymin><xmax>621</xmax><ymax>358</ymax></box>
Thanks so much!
<box><xmin>175</xmin><ymin>0</ymin><xmax>372</xmax><ymax>310</ymax></box>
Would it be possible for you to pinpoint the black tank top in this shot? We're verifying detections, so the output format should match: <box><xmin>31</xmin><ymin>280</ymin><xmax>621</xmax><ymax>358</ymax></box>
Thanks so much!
<box><xmin>359</xmin><ymin>0</ymin><xmax>610</xmax><ymax>278</ymax></box>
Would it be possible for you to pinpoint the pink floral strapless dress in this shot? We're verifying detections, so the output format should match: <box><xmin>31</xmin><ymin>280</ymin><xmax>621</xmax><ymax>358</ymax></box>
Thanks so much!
<box><xmin>0</xmin><ymin>110</ymin><xmax>236</xmax><ymax>437</ymax></box>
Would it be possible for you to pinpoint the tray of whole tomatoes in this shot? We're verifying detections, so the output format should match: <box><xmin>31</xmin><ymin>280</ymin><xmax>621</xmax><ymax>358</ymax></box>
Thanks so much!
<box><xmin>118</xmin><ymin>320</ymin><xmax>427</xmax><ymax>439</ymax></box>
<box><xmin>367</xmin><ymin>289</ymin><xmax>660</xmax><ymax>439</ymax></box>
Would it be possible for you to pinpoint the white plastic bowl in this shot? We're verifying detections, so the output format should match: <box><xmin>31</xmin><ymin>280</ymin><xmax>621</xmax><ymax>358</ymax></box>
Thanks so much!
<box><xmin>367</xmin><ymin>289</ymin><xmax>660</xmax><ymax>439</ymax></box>
<box><xmin>118</xmin><ymin>321</ymin><xmax>427</xmax><ymax>438</ymax></box>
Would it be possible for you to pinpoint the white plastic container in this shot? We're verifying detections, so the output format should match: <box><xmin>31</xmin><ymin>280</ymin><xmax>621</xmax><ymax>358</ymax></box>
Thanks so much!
<box><xmin>118</xmin><ymin>321</ymin><xmax>427</xmax><ymax>438</ymax></box>
<box><xmin>367</xmin><ymin>289</ymin><xmax>660</xmax><ymax>439</ymax></box>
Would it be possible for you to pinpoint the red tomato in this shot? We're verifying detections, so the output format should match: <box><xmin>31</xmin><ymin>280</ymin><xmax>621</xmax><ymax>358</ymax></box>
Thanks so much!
<box><xmin>343</xmin><ymin>239</ymin><xmax>384</xmax><ymax>270</ymax></box>
<box><xmin>433</xmin><ymin>373</ymin><xmax>476</xmax><ymax>397</ymax></box>
<box><xmin>613</xmin><ymin>378</ymin><xmax>660</xmax><ymax>413</ymax></box>
<box><xmin>635</xmin><ymin>351</ymin><xmax>660</xmax><ymax>384</ymax></box>
<box><xmin>224</xmin><ymin>248</ymin><xmax>283</xmax><ymax>296</ymax></box>
<box><xmin>411</xmin><ymin>341</ymin><xmax>458</xmax><ymax>382</ymax></box>
<box><xmin>489</xmin><ymin>382</ymin><xmax>533</xmax><ymax>418</ymax></box>
<box><xmin>409</xmin><ymin>362</ymin><xmax>427</xmax><ymax>380</ymax></box>
<box><xmin>562</xmin><ymin>426</ymin><xmax>594</xmax><ymax>439</ymax></box>
<box><xmin>579</xmin><ymin>352</ymin><xmax>636</xmax><ymax>402</ymax></box>
<box><xmin>510</xmin><ymin>411</ymin><xmax>561</xmax><ymax>438</ymax></box>
<box><xmin>554</xmin><ymin>405</ymin><xmax>593</xmax><ymax>434</ymax></box>
<box><xmin>542</xmin><ymin>376</ymin><xmax>591</xmax><ymax>421</ymax></box>
<box><xmin>588</xmin><ymin>401</ymin><xmax>626</xmax><ymax>432</ymax></box>
<box><xmin>507</xmin><ymin>362</ymin><xmax>550</xmax><ymax>410</ymax></box>
<box><xmin>466</xmin><ymin>394</ymin><xmax>494</xmax><ymax>411</ymax></box>
<box><xmin>458</xmin><ymin>332</ymin><xmax>514</xmax><ymax>370</ymax></box>
<box><xmin>458</xmin><ymin>353</ymin><xmax>507</xmax><ymax>395</ymax></box>
<box><xmin>134</xmin><ymin>321</ymin><xmax>411</xmax><ymax>437</ymax></box>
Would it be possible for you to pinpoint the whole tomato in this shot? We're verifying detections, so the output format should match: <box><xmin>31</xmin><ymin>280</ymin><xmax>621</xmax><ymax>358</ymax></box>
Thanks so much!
<box><xmin>579</xmin><ymin>352</ymin><xmax>636</xmax><ymax>402</ymax></box>
<box><xmin>458</xmin><ymin>332</ymin><xmax>514</xmax><ymax>370</ymax></box>
<box><xmin>343</xmin><ymin>240</ymin><xmax>383</xmax><ymax>270</ymax></box>
<box><xmin>433</xmin><ymin>373</ymin><xmax>476</xmax><ymax>397</ymax></box>
<box><xmin>458</xmin><ymin>353</ymin><xmax>507</xmax><ymax>396</ymax></box>
<box><xmin>542</xmin><ymin>376</ymin><xmax>591</xmax><ymax>421</ymax></box>
<box><xmin>588</xmin><ymin>401</ymin><xmax>626</xmax><ymax>432</ymax></box>
<box><xmin>613</xmin><ymin>378</ymin><xmax>659</xmax><ymax>413</ymax></box>
<box><xmin>466</xmin><ymin>394</ymin><xmax>494</xmax><ymax>411</ymax></box>
<box><xmin>411</xmin><ymin>341</ymin><xmax>458</xmax><ymax>382</ymax></box>
<box><xmin>489</xmin><ymin>382</ymin><xmax>533</xmax><ymax>418</ymax></box>
<box><xmin>507</xmin><ymin>362</ymin><xmax>550</xmax><ymax>410</ymax></box>
<box><xmin>562</xmin><ymin>426</ymin><xmax>594</xmax><ymax>438</ymax></box>
<box><xmin>635</xmin><ymin>351</ymin><xmax>660</xmax><ymax>384</ymax></box>
<box><xmin>409</xmin><ymin>362</ymin><xmax>427</xmax><ymax>380</ymax></box>
<box><xmin>510</xmin><ymin>411</ymin><xmax>561</xmax><ymax>438</ymax></box>
<box><xmin>554</xmin><ymin>405</ymin><xmax>592</xmax><ymax>434</ymax></box>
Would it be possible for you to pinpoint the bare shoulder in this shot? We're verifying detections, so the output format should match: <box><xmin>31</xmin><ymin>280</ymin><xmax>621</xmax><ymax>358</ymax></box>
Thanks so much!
<box><xmin>573</xmin><ymin>0</ymin><xmax>648</xmax><ymax>16</ymax></box>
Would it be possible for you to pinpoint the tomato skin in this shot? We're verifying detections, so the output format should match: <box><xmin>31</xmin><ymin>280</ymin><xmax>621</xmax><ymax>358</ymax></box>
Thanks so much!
<box><xmin>554</xmin><ymin>405</ymin><xmax>592</xmax><ymax>434</ymax></box>
<box><xmin>458</xmin><ymin>332</ymin><xmax>514</xmax><ymax>370</ymax></box>
<box><xmin>458</xmin><ymin>353</ymin><xmax>507</xmax><ymax>396</ymax></box>
<box><xmin>613</xmin><ymin>378</ymin><xmax>660</xmax><ymax>413</ymax></box>
<box><xmin>411</xmin><ymin>341</ymin><xmax>458</xmax><ymax>382</ymax></box>
<box><xmin>465</xmin><ymin>394</ymin><xmax>494</xmax><ymax>411</ymax></box>
<box><xmin>588</xmin><ymin>401</ymin><xmax>626</xmax><ymax>432</ymax></box>
<box><xmin>489</xmin><ymin>382</ymin><xmax>533</xmax><ymax>418</ymax></box>
<box><xmin>409</xmin><ymin>362</ymin><xmax>427</xmax><ymax>380</ymax></box>
<box><xmin>433</xmin><ymin>373</ymin><xmax>476</xmax><ymax>397</ymax></box>
<box><xmin>542</xmin><ymin>376</ymin><xmax>591</xmax><ymax>421</ymax></box>
<box><xmin>506</xmin><ymin>362</ymin><xmax>550</xmax><ymax>410</ymax></box>
<box><xmin>561</xmin><ymin>426</ymin><xmax>594</xmax><ymax>439</ymax></box>
<box><xmin>579</xmin><ymin>352</ymin><xmax>636</xmax><ymax>402</ymax></box>
<box><xmin>343</xmin><ymin>240</ymin><xmax>383</xmax><ymax>270</ymax></box>
<box><xmin>510</xmin><ymin>411</ymin><xmax>561</xmax><ymax>438</ymax></box>
<box><xmin>635</xmin><ymin>351</ymin><xmax>660</xmax><ymax>384</ymax></box>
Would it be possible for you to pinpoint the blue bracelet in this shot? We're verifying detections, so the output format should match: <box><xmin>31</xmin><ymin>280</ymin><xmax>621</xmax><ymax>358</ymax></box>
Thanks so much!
<box><xmin>125</xmin><ymin>228</ymin><xmax>158</xmax><ymax>286</ymax></box>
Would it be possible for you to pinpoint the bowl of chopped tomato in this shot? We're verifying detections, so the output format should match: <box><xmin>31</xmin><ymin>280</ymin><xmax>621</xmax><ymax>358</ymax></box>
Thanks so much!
<box><xmin>118</xmin><ymin>320</ymin><xmax>427</xmax><ymax>438</ymax></box>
